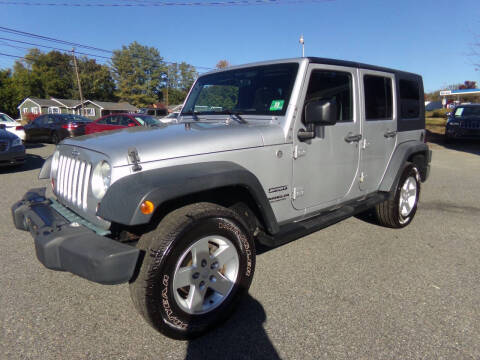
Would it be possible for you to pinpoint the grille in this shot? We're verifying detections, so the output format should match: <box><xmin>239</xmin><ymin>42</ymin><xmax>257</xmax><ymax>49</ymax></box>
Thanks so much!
<box><xmin>55</xmin><ymin>155</ymin><xmax>92</xmax><ymax>210</ymax></box>
<box><xmin>461</xmin><ymin>121</ymin><xmax>480</xmax><ymax>129</ymax></box>
<box><xmin>0</xmin><ymin>140</ymin><xmax>8</xmax><ymax>152</ymax></box>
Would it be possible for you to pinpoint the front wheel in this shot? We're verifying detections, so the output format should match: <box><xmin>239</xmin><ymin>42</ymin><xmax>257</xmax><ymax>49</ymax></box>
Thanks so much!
<box><xmin>129</xmin><ymin>202</ymin><xmax>255</xmax><ymax>339</ymax></box>
<box><xmin>375</xmin><ymin>163</ymin><xmax>420</xmax><ymax>228</ymax></box>
<box><xmin>51</xmin><ymin>132</ymin><xmax>60</xmax><ymax>144</ymax></box>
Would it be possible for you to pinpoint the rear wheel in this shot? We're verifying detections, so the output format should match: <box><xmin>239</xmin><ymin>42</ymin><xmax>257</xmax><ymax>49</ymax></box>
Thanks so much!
<box><xmin>375</xmin><ymin>163</ymin><xmax>420</xmax><ymax>228</ymax></box>
<box><xmin>51</xmin><ymin>132</ymin><xmax>60</xmax><ymax>144</ymax></box>
<box><xmin>129</xmin><ymin>202</ymin><xmax>255</xmax><ymax>339</ymax></box>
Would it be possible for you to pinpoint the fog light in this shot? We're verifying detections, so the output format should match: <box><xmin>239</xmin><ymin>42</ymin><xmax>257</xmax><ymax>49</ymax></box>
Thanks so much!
<box><xmin>140</xmin><ymin>200</ymin><xmax>154</xmax><ymax>215</ymax></box>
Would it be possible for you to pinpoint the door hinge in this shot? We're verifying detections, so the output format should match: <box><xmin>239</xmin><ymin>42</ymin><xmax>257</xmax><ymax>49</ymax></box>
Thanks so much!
<box><xmin>359</xmin><ymin>172</ymin><xmax>366</xmax><ymax>183</ymax></box>
<box><xmin>292</xmin><ymin>187</ymin><xmax>304</xmax><ymax>200</ymax></box>
<box><xmin>293</xmin><ymin>145</ymin><xmax>307</xmax><ymax>159</ymax></box>
<box><xmin>361</xmin><ymin>138</ymin><xmax>369</xmax><ymax>149</ymax></box>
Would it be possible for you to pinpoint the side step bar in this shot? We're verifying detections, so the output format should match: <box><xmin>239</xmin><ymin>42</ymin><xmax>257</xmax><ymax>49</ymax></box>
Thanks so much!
<box><xmin>258</xmin><ymin>193</ymin><xmax>389</xmax><ymax>248</ymax></box>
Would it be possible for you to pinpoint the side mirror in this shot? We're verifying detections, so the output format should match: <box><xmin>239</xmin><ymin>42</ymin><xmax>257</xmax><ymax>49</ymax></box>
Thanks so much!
<box><xmin>127</xmin><ymin>122</ymin><xmax>136</xmax><ymax>127</ymax></box>
<box><xmin>298</xmin><ymin>99</ymin><xmax>337</xmax><ymax>141</ymax></box>
<box><xmin>305</xmin><ymin>98</ymin><xmax>338</xmax><ymax>126</ymax></box>
<box><xmin>0</xmin><ymin>124</ymin><xmax>5</xmax><ymax>130</ymax></box>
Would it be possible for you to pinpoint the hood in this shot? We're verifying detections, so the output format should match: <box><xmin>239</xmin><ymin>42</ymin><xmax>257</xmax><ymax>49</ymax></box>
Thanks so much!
<box><xmin>0</xmin><ymin>128</ymin><xmax>18</xmax><ymax>140</ymax></box>
<box><xmin>62</xmin><ymin>121</ymin><xmax>285</xmax><ymax>166</ymax></box>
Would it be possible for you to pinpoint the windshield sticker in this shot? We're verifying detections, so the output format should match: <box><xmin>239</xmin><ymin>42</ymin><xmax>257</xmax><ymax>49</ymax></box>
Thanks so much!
<box><xmin>455</xmin><ymin>108</ymin><xmax>464</xmax><ymax>117</ymax></box>
<box><xmin>270</xmin><ymin>100</ymin><xmax>285</xmax><ymax>111</ymax></box>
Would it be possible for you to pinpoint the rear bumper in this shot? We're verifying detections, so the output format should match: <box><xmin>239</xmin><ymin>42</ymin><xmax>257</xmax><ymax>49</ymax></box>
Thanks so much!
<box><xmin>11</xmin><ymin>188</ymin><xmax>140</xmax><ymax>285</ymax></box>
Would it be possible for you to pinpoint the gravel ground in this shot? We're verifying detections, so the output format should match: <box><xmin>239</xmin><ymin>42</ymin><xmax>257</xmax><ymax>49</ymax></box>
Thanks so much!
<box><xmin>1</xmin><ymin>141</ymin><xmax>479</xmax><ymax>360</ymax></box>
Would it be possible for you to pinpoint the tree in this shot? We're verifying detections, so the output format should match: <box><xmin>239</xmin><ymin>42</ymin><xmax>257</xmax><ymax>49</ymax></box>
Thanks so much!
<box><xmin>0</xmin><ymin>69</ymin><xmax>18</xmax><ymax>116</ymax></box>
<box><xmin>75</xmin><ymin>57</ymin><xmax>116</xmax><ymax>101</ymax></box>
<box><xmin>111</xmin><ymin>42</ymin><xmax>167</xmax><ymax>107</ymax></box>
<box><xmin>163</xmin><ymin>62</ymin><xmax>198</xmax><ymax>105</ymax></box>
<box><xmin>216</xmin><ymin>60</ymin><xmax>230</xmax><ymax>69</ymax></box>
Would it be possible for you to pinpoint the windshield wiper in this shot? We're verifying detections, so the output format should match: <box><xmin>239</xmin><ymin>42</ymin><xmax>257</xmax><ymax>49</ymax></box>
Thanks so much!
<box><xmin>220</xmin><ymin>110</ymin><xmax>248</xmax><ymax>124</ymax></box>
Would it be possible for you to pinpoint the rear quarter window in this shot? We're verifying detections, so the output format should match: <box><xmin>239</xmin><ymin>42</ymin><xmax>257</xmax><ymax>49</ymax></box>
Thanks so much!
<box><xmin>399</xmin><ymin>79</ymin><xmax>420</xmax><ymax>119</ymax></box>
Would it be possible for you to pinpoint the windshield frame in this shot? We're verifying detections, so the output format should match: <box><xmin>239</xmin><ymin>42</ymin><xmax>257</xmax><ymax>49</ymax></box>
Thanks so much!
<box><xmin>182</xmin><ymin>62</ymin><xmax>300</xmax><ymax>118</ymax></box>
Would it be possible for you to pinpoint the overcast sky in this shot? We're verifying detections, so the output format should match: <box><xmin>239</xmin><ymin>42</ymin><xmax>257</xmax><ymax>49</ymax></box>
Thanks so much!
<box><xmin>1</xmin><ymin>0</ymin><xmax>479</xmax><ymax>92</ymax></box>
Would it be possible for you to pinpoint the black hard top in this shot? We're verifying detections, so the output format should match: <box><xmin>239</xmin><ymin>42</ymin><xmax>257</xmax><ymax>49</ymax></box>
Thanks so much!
<box><xmin>308</xmin><ymin>57</ymin><xmax>421</xmax><ymax>78</ymax></box>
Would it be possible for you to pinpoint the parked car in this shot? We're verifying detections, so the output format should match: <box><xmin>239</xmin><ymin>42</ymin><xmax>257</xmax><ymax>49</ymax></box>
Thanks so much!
<box><xmin>0</xmin><ymin>112</ymin><xmax>25</xmax><ymax>141</ymax></box>
<box><xmin>12</xmin><ymin>57</ymin><xmax>430</xmax><ymax>340</ymax></box>
<box><xmin>0</xmin><ymin>125</ymin><xmax>25</xmax><ymax>167</ymax></box>
<box><xmin>160</xmin><ymin>111</ymin><xmax>180</xmax><ymax>124</ymax></box>
<box><xmin>24</xmin><ymin>114</ymin><xmax>91</xmax><ymax>144</ymax></box>
<box><xmin>445</xmin><ymin>104</ymin><xmax>480</xmax><ymax>141</ymax></box>
<box><xmin>137</xmin><ymin>108</ymin><xmax>168</xmax><ymax>117</ymax></box>
<box><xmin>85</xmin><ymin>113</ymin><xmax>162</xmax><ymax>134</ymax></box>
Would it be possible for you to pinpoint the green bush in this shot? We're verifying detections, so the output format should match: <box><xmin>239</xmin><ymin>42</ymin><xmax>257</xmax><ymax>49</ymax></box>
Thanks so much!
<box><xmin>426</xmin><ymin>108</ymin><xmax>449</xmax><ymax>118</ymax></box>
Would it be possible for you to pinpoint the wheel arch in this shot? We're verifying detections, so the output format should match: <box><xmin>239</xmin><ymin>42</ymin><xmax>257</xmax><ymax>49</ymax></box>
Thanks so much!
<box><xmin>379</xmin><ymin>140</ymin><xmax>430</xmax><ymax>196</ymax></box>
<box><xmin>98</xmin><ymin>161</ymin><xmax>279</xmax><ymax>235</ymax></box>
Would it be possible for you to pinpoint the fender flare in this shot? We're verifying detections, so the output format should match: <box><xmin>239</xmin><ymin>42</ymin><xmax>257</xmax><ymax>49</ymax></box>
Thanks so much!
<box><xmin>379</xmin><ymin>140</ymin><xmax>430</xmax><ymax>195</ymax></box>
<box><xmin>98</xmin><ymin>161</ymin><xmax>280</xmax><ymax>234</ymax></box>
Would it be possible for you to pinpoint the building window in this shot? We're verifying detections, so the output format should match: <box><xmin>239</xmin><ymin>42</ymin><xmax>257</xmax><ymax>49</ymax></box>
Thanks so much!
<box><xmin>81</xmin><ymin>108</ymin><xmax>95</xmax><ymax>117</ymax></box>
<box><xmin>22</xmin><ymin>108</ymin><xmax>28</xmax><ymax>114</ymax></box>
<box><xmin>31</xmin><ymin>107</ymin><xmax>39</xmax><ymax>114</ymax></box>
<box><xmin>48</xmin><ymin>107</ymin><xmax>60</xmax><ymax>114</ymax></box>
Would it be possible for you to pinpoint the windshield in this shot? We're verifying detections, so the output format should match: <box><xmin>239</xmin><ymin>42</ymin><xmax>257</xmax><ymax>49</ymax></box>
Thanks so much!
<box><xmin>182</xmin><ymin>63</ymin><xmax>299</xmax><ymax>117</ymax></box>
<box><xmin>134</xmin><ymin>115</ymin><xmax>161</xmax><ymax>126</ymax></box>
<box><xmin>0</xmin><ymin>113</ymin><xmax>15</xmax><ymax>122</ymax></box>
<box><xmin>455</xmin><ymin>106</ymin><xmax>480</xmax><ymax>117</ymax></box>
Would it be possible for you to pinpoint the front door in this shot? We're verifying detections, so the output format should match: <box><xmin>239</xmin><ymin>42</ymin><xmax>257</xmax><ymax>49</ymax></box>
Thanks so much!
<box><xmin>359</xmin><ymin>70</ymin><xmax>397</xmax><ymax>192</ymax></box>
<box><xmin>292</xmin><ymin>65</ymin><xmax>361</xmax><ymax>211</ymax></box>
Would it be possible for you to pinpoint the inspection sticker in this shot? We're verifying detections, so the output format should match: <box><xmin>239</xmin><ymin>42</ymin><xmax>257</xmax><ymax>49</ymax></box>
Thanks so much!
<box><xmin>270</xmin><ymin>100</ymin><xmax>285</xmax><ymax>111</ymax></box>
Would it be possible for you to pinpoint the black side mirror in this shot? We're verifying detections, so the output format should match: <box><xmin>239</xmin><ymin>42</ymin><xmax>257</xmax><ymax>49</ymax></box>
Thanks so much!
<box><xmin>298</xmin><ymin>99</ymin><xmax>337</xmax><ymax>141</ymax></box>
<box><xmin>305</xmin><ymin>98</ymin><xmax>337</xmax><ymax>126</ymax></box>
<box><xmin>0</xmin><ymin>124</ymin><xmax>5</xmax><ymax>130</ymax></box>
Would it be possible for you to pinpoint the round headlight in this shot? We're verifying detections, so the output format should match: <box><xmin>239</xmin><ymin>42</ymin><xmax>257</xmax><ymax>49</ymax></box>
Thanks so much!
<box><xmin>92</xmin><ymin>161</ymin><xmax>111</xmax><ymax>199</ymax></box>
<box><xmin>51</xmin><ymin>150</ymin><xmax>60</xmax><ymax>177</ymax></box>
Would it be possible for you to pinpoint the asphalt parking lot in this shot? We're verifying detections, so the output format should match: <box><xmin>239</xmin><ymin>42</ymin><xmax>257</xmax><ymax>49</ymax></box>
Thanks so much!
<box><xmin>1</xmin><ymin>141</ymin><xmax>479</xmax><ymax>360</ymax></box>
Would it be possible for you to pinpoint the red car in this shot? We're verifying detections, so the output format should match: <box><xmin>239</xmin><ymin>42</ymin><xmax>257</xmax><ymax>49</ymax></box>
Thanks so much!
<box><xmin>85</xmin><ymin>113</ymin><xmax>161</xmax><ymax>135</ymax></box>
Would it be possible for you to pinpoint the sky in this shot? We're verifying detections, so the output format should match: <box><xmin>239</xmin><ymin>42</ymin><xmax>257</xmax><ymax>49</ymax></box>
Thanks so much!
<box><xmin>0</xmin><ymin>0</ymin><xmax>479</xmax><ymax>92</ymax></box>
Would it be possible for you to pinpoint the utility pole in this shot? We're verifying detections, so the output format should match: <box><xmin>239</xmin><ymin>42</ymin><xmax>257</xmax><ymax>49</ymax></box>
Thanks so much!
<box><xmin>72</xmin><ymin>48</ymin><xmax>84</xmax><ymax>116</ymax></box>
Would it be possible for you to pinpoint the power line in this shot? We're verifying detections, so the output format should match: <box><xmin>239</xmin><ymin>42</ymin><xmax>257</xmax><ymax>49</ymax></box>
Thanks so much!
<box><xmin>0</xmin><ymin>51</ymin><xmax>25</xmax><ymax>59</ymax></box>
<box><xmin>0</xmin><ymin>37</ymin><xmax>110</xmax><ymax>61</ymax></box>
<box><xmin>0</xmin><ymin>26</ymin><xmax>212</xmax><ymax>70</ymax></box>
<box><xmin>0</xmin><ymin>0</ymin><xmax>331</xmax><ymax>7</ymax></box>
<box><xmin>0</xmin><ymin>26</ymin><xmax>111</xmax><ymax>53</ymax></box>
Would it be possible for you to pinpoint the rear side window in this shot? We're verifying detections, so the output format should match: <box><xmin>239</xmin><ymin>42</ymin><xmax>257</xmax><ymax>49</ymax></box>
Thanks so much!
<box><xmin>364</xmin><ymin>75</ymin><xmax>393</xmax><ymax>120</ymax></box>
<box><xmin>399</xmin><ymin>79</ymin><xmax>420</xmax><ymax>119</ymax></box>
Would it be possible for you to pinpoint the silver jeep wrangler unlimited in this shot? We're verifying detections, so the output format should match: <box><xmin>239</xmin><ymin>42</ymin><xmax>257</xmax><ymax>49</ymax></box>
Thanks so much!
<box><xmin>12</xmin><ymin>57</ymin><xmax>431</xmax><ymax>339</ymax></box>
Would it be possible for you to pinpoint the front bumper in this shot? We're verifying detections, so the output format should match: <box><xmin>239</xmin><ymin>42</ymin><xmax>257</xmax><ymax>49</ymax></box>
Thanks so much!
<box><xmin>11</xmin><ymin>188</ymin><xmax>140</xmax><ymax>285</ymax></box>
<box><xmin>0</xmin><ymin>147</ymin><xmax>25</xmax><ymax>167</ymax></box>
<box><xmin>446</xmin><ymin>126</ymin><xmax>480</xmax><ymax>139</ymax></box>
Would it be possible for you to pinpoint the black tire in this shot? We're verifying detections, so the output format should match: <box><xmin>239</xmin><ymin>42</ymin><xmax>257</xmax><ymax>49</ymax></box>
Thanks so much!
<box><xmin>51</xmin><ymin>132</ymin><xmax>60</xmax><ymax>144</ymax></box>
<box><xmin>375</xmin><ymin>163</ymin><xmax>420</xmax><ymax>228</ymax></box>
<box><xmin>129</xmin><ymin>202</ymin><xmax>256</xmax><ymax>339</ymax></box>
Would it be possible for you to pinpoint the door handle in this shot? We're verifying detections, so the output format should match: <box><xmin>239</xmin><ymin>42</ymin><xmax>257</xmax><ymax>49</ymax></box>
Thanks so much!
<box><xmin>384</xmin><ymin>130</ymin><xmax>397</xmax><ymax>138</ymax></box>
<box><xmin>344</xmin><ymin>133</ymin><xmax>362</xmax><ymax>143</ymax></box>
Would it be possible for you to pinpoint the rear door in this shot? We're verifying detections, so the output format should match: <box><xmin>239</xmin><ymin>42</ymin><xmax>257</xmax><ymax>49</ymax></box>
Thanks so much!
<box><xmin>291</xmin><ymin>64</ymin><xmax>361</xmax><ymax>210</ymax></box>
<box><xmin>359</xmin><ymin>70</ymin><xmax>397</xmax><ymax>193</ymax></box>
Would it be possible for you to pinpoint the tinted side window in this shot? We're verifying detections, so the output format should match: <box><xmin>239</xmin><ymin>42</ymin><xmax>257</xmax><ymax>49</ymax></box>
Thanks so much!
<box><xmin>364</xmin><ymin>75</ymin><xmax>393</xmax><ymax>120</ymax></box>
<box><xmin>119</xmin><ymin>116</ymin><xmax>134</xmax><ymax>126</ymax></box>
<box><xmin>33</xmin><ymin>116</ymin><xmax>45</xmax><ymax>125</ymax></box>
<box><xmin>399</xmin><ymin>79</ymin><xmax>420</xmax><ymax>119</ymax></box>
<box><xmin>304</xmin><ymin>70</ymin><xmax>353</xmax><ymax>122</ymax></box>
<box><xmin>96</xmin><ymin>116</ymin><xmax>108</xmax><ymax>125</ymax></box>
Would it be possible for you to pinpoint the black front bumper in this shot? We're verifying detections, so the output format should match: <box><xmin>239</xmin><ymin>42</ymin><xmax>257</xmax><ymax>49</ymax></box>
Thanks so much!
<box><xmin>446</xmin><ymin>126</ymin><xmax>480</xmax><ymax>139</ymax></box>
<box><xmin>11</xmin><ymin>188</ymin><xmax>140</xmax><ymax>285</ymax></box>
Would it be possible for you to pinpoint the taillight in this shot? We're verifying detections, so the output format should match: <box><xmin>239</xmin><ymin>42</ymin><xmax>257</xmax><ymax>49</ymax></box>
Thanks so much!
<box><xmin>62</xmin><ymin>123</ymin><xmax>79</xmax><ymax>130</ymax></box>
<box><xmin>15</xmin><ymin>125</ymin><xmax>24</xmax><ymax>130</ymax></box>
